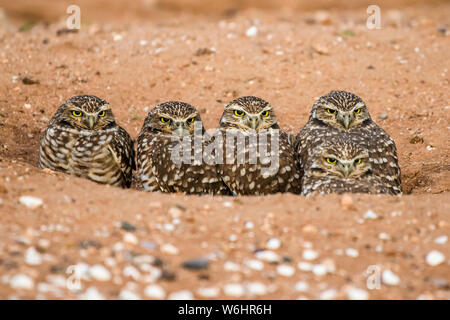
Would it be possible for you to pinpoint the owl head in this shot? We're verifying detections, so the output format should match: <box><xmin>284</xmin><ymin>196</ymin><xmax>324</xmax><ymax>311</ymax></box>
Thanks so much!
<box><xmin>141</xmin><ymin>101</ymin><xmax>203</xmax><ymax>138</ymax></box>
<box><xmin>53</xmin><ymin>95</ymin><xmax>116</xmax><ymax>130</ymax></box>
<box><xmin>307</xmin><ymin>138</ymin><xmax>371</xmax><ymax>179</ymax></box>
<box><xmin>219</xmin><ymin>96</ymin><xmax>279</xmax><ymax>132</ymax></box>
<box><xmin>311</xmin><ymin>91</ymin><xmax>371</xmax><ymax>130</ymax></box>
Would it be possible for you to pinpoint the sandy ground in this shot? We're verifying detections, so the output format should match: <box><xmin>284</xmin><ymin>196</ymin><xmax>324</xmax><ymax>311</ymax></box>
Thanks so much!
<box><xmin>0</xmin><ymin>1</ymin><xmax>449</xmax><ymax>299</ymax></box>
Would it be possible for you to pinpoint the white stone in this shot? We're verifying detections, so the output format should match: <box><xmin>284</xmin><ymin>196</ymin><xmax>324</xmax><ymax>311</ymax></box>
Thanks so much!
<box><xmin>144</xmin><ymin>284</ymin><xmax>165</xmax><ymax>299</ymax></box>
<box><xmin>277</xmin><ymin>264</ymin><xmax>295</xmax><ymax>277</ymax></box>
<box><xmin>10</xmin><ymin>274</ymin><xmax>34</xmax><ymax>290</ymax></box>
<box><xmin>255</xmin><ymin>250</ymin><xmax>280</xmax><ymax>263</ymax></box>
<box><xmin>224</xmin><ymin>261</ymin><xmax>240</xmax><ymax>272</ymax></box>
<box><xmin>346</xmin><ymin>287</ymin><xmax>369</xmax><ymax>300</ymax></box>
<box><xmin>246</xmin><ymin>282</ymin><xmax>267</xmax><ymax>296</ymax></box>
<box><xmin>161</xmin><ymin>243</ymin><xmax>179</xmax><ymax>255</ymax></box>
<box><xmin>123</xmin><ymin>265</ymin><xmax>141</xmax><ymax>280</ymax></box>
<box><xmin>197</xmin><ymin>287</ymin><xmax>219</xmax><ymax>298</ymax></box>
<box><xmin>224</xmin><ymin>283</ymin><xmax>245</xmax><ymax>297</ymax></box>
<box><xmin>382</xmin><ymin>270</ymin><xmax>400</xmax><ymax>286</ymax></box>
<box><xmin>302</xmin><ymin>249</ymin><xmax>319</xmax><ymax>261</ymax></box>
<box><xmin>123</xmin><ymin>233</ymin><xmax>138</xmax><ymax>245</ymax></box>
<box><xmin>297</xmin><ymin>262</ymin><xmax>313</xmax><ymax>271</ymax></box>
<box><xmin>319</xmin><ymin>289</ymin><xmax>337</xmax><ymax>300</ymax></box>
<box><xmin>426</xmin><ymin>250</ymin><xmax>445</xmax><ymax>266</ymax></box>
<box><xmin>89</xmin><ymin>265</ymin><xmax>111</xmax><ymax>281</ymax></box>
<box><xmin>246</xmin><ymin>26</ymin><xmax>258</xmax><ymax>37</ymax></box>
<box><xmin>294</xmin><ymin>281</ymin><xmax>309</xmax><ymax>292</ymax></box>
<box><xmin>434</xmin><ymin>236</ymin><xmax>448</xmax><ymax>244</ymax></box>
<box><xmin>245</xmin><ymin>259</ymin><xmax>264</xmax><ymax>271</ymax></box>
<box><xmin>119</xmin><ymin>289</ymin><xmax>140</xmax><ymax>300</ymax></box>
<box><xmin>378</xmin><ymin>232</ymin><xmax>390</xmax><ymax>240</ymax></box>
<box><xmin>25</xmin><ymin>247</ymin><xmax>42</xmax><ymax>265</ymax></box>
<box><xmin>244</xmin><ymin>221</ymin><xmax>254</xmax><ymax>229</ymax></box>
<box><xmin>312</xmin><ymin>264</ymin><xmax>327</xmax><ymax>276</ymax></box>
<box><xmin>82</xmin><ymin>287</ymin><xmax>105</xmax><ymax>300</ymax></box>
<box><xmin>19</xmin><ymin>196</ymin><xmax>43</xmax><ymax>209</ymax></box>
<box><xmin>345</xmin><ymin>248</ymin><xmax>359</xmax><ymax>257</ymax></box>
<box><xmin>168</xmin><ymin>290</ymin><xmax>193</xmax><ymax>300</ymax></box>
<box><xmin>266</xmin><ymin>238</ymin><xmax>281</xmax><ymax>250</ymax></box>
<box><xmin>364</xmin><ymin>210</ymin><xmax>378</xmax><ymax>219</ymax></box>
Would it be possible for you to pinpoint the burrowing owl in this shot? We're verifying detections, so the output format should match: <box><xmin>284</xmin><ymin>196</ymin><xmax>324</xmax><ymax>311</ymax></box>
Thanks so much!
<box><xmin>301</xmin><ymin>136</ymin><xmax>396</xmax><ymax>195</ymax></box>
<box><xmin>296</xmin><ymin>91</ymin><xmax>402</xmax><ymax>194</ymax></box>
<box><xmin>217</xmin><ymin>96</ymin><xmax>302</xmax><ymax>195</ymax></box>
<box><xmin>39</xmin><ymin>95</ymin><xmax>135</xmax><ymax>188</ymax></box>
<box><xmin>137</xmin><ymin>101</ymin><xmax>230</xmax><ymax>195</ymax></box>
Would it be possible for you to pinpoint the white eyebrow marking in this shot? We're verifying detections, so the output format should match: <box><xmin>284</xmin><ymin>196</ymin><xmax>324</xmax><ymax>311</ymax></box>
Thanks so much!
<box><xmin>353</xmin><ymin>102</ymin><xmax>365</xmax><ymax>110</ymax></box>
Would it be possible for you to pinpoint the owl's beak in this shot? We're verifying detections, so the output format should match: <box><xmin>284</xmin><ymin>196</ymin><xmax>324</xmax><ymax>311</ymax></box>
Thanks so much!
<box><xmin>173</xmin><ymin>122</ymin><xmax>184</xmax><ymax>138</ymax></box>
<box><xmin>249</xmin><ymin>116</ymin><xmax>260</xmax><ymax>130</ymax></box>
<box><xmin>342</xmin><ymin>114</ymin><xmax>351</xmax><ymax>129</ymax></box>
<box><xmin>339</xmin><ymin>163</ymin><xmax>353</xmax><ymax>178</ymax></box>
<box><xmin>86</xmin><ymin>116</ymin><xmax>95</xmax><ymax>129</ymax></box>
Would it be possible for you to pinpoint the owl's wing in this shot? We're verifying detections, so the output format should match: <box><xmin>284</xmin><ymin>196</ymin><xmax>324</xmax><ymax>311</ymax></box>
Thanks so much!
<box><xmin>107</xmin><ymin>126</ymin><xmax>136</xmax><ymax>187</ymax></box>
<box><xmin>365</xmin><ymin>123</ymin><xmax>402</xmax><ymax>194</ymax></box>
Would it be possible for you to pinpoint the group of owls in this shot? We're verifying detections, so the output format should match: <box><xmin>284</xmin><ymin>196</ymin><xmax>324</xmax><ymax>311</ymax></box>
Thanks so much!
<box><xmin>39</xmin><ymin>91</ymin><xmax>402</xmax><ymax>196</ymax></box>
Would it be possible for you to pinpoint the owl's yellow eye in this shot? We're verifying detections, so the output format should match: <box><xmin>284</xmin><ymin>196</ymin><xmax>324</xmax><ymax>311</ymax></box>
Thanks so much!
<box><xmin>160</xmin><ymin>117</ymin><xmax>171</xmax><ymax>123</ymax></box>
<box><xmin>188</xmin><ymin>117</ymin><xmax>195</xmax><ymax>123</ymax></box>
<box><xmin>234</xmin><ymin>110</ymin><xmax>245</xmax><ymax>117</ymax></box>
<box><xmin>354</xmin><ymin>108</ymin><xmax>362</xmax><ymax>114</ymax></box>
<box><xmin>261</xmin><ymin>110</ymin><xmax>270</xmax><ymax>117</ymax></box>
<box><xmin>354</xmin><ymin>158</ymin><xmax>362</xmax><ymax>165</ymax></box>
<box><xmin>326</xmin><ymin>108</ymin><xmax>337</xmax><ymax>114</ymax></box>
<box><xmin>72</xmin><ymin>110</ymin><xmax>83</xmax><ymax>117</ymax></box>
<box><xmin>326</xmin><ymin>157</ymin><xmax>337</xmax><ymax>164</ymax></box>
<box><xmin>98</xmin><ymin>110</ymin><xmax>106</xmax><ymax>117</ymax></box>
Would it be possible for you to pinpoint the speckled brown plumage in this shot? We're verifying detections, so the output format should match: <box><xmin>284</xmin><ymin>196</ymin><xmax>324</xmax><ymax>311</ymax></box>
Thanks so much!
<box><xmin>301</xmin><ymin>136</ymin><xmax>396</xmax><ymax>195</ymax></box>
<box><xmin>39</xmin><ymin>95</ymin><xmax>135</xmax><ymax>188</ymax></box>
<box><xmin>296</xmin><ymin>91</ymin><xmax>402</xmax><ymax>195</ymax></box>
<box><xmin>137</xmin><ymin>101</ymin><xmax>230</xmax><ymax>195</ymax></box>
<box><xmin>218</xmin><ymin>96</ymin><xmax>302</xmax><ymax>195</ymax></box>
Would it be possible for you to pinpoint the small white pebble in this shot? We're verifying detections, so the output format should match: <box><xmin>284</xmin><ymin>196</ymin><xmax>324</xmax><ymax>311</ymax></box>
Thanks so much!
<box><xmin>168</xmin><ymin>290</ymin><xmax>193</xmax><ymax>300</ymax></box>
<box><xmin>246</xmin><ymin>282</ymin><xmax>267</xmax><ymax>296</ymax></box>
<box><xmin>197</xmin><ymin>287</ymin><xmax>219</xmax><ymax>298</ymax></box>
<box><xmin>319</xmin><ymin>289</ymin><xmax>337</xmax><ymax>300</ymax></box>
<box><xmin>364</xmin><ymin>210</ymin><xmax>378</xmax><ymax>219</ymax></box>
<box><xmin>82</xmin><ymin>287</ymin><xmax>105</xmax><ymax>300</ymax></box>
<box><xmin>89</xmin><ymin>265</ymin><xmax>111</xmax><ymax>281</ymax></box>
<box><xmin>222</xmin><ymin>201</ymin><xmax>233</xmax><ymax>208</ymax></box>
<box><xmin>144</xmin><ymin>284</ymin><xmax>165</xmax><ymax>299</ymax></box>
<box><xmin>229</xmin><ymin>234</ymin><xmax>238</xmax><ymax>242</ymax></box>
<box><xmin>161</xmin><ymin>243</ymin><xmax>179</xmax><ymax>255</ymax></box>
<box><xmin>346</xmin><ymin>287</ymin><xmax>369</xmax><ymax>300</ymax></box>
<box><xmin>266</xmin><ymin>238</ymin><xmax>281</xmax><ymax>250</ymax></box>
<box><xmin>379</xmin><ymin>232</ymin><xmax>390</xmax><ymax>240</ymax></box>
<box><xmin>297</xmin><ymin>262</ymin><xmax>313</xmax><ymax>271</ymax></box>
<box><xmin>345</xmin><ymin>248</ymin><xmax>359</xmax><ymax>257</ymax></box>
<box><xmin>426</xmin><ymin>250</ymin><xmax>445</xmax><ymax>266</ymax></box>
<box><xmin>224</xmin><ymin>261</ymin><xmax>241</xmax><ymax>272</ymax></box>
<box><xmin>19</xmin><ymin>196</ymin><xmax>43</xmax><ymax>209</ymax></box>
<box><xmin>255</xmin><ymin>250</ymin><xmax>280</xmax><ymax>263</ymax></box>
<box><xmin>224</xmin><ymin>283</ymin><xmax>245</xmax><ymax>297</ymax></box>
<box><xmin>123</xmin><ymin>265</ymin><xmax>141</xmax><ymax>280</ymax></box>
<box><xmin>294</xmin><ymin>281</ymin><xmax>309</xmax><ymax>292</ymax></box>
<box><xmin>302</xmin><ymin>249</ymin><xmax>319</xmax><ymax>261</ymax></box>
<box><xmin>119</xmin><ymin>289</ymin><xmax>140</xmax><ymax>300</ymax></box>
<box><xmin>25</xmin><ymin>247</ymin><xmax>42</xmax><ymax>265</ymax></box>
<box><xmin>382</xmin><ymin>270</ymin><xmax>400</xmax><ymax>286</ymax></box>
<box><xmin>244</xmin><ymin>221</ymin><xmax>254</xmax><ymax>229</ymax></box>
<box><xmin>277</xmin><ymin>264</ymin><xmax>295</xmax><ymax>277</ymax></box>
<box><xmin>434</xmin><ymin>236</ymin><xmax>448</xmax><ymax>244</ymax></box>
<box><xmin>246</xmin><ymin>26</ymin><xmax>258</xmax><ymax>37</ymax></box>
<box><xmin>245</xmin><ymin>259</ymin><xmax>264</xmax><ymax>271</ymax></box>
<box><xmin>123</xmin><ymin>233</ymin><xmax>138</xmax><ymax>245</ymax></box>
<box><xmin>312</xmin><ymin>264</ymin><xmax>327</xmax><ymax>276</ymax></box>
<box><xmin>10</xmin><ymin>274</ymin><xmax>34</xmax><ymax>290</ymax></box>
